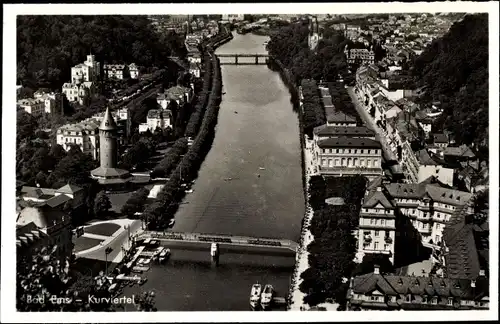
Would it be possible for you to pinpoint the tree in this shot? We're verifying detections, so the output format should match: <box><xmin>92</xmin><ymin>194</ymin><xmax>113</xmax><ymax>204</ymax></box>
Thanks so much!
<box><xmin>94</xmin><ymin>191</ymin><xmax>112</xmax><ymax>218</ymax></box>
<box><xmin>134</xmin><ymin>291</ymin><xmax>157</xmax><ymax>311</ymax></box>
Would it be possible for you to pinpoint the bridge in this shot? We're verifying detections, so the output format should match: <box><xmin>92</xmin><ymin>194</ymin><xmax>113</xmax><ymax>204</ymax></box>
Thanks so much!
<box><xmin>138</xmin><ymin>231</ymin><xmax>298</xmax><ymax>253</ymax></box>
<box><xmin>218</xmin><ymin>53</ymin><xmax>270</xmax><ymax>65</ymax></box>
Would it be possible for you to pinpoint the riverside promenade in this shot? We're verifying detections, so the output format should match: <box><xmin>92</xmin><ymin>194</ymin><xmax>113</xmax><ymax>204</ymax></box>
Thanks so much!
<box><xmin>288</xmin><ymin>137</ymin><xmax>340</xmax><ymax>311</ymax></box>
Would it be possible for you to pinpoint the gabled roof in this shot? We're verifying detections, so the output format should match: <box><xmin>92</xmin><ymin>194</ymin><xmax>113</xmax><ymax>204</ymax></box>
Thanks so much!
<box><xmin>326</xmin><ymin>110</ymin><xmax>357</xmax><ymax>123</ymax></box>
<box><xmin>352</xmin><ymin>272</ymin><xmax>489</xmax><ymax>301</ymax></box>
<box><xmin>56</xmin><ymin>183</ymin><xmax>83</xmax><ymax>195</ymax></box>
<box><xmin>415</xmin><ymin>149</ymin><xmax>439</xmax><ymax>166</ymax></box>
<box><xmin>363</xmin><ymin>190</ymin><xmax>394</xmax><ymax>209</ymax></box>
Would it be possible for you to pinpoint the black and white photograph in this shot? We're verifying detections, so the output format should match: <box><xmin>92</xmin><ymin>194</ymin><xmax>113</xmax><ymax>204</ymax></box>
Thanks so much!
<box><xmin>2</xmin><ymin>2</ymin><xmax>498</xmax><ymax>322</ymax></box>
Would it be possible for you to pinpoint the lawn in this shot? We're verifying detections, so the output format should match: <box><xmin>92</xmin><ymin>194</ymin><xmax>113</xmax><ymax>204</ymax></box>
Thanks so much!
<box><xmin>73</xmin><ymin>236</ymin><xmax>104</xmax><ymax>253</ymax></box>
<box><xmin>85</xmin><ymin>222</ymin><xmax>121</xmax><ymax>237</ymax></box>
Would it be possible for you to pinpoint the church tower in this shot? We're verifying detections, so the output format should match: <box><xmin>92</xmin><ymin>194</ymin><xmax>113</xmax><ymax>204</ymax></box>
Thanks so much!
<box><xmin>98</xmin><ymin>106</ymin><xmax>118</xmax><ymax>169</ymax></box>
<box><xmin>308</xmin><ymin>16</ymin><xmax>322</xmax><ymax>51</ymax></box>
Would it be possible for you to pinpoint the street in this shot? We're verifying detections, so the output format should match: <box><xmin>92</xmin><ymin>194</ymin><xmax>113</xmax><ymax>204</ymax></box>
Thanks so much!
<box><xmin>347</xmin><ymin>86</ymin><xmax>397</xmax><ymax>162</ymax></box>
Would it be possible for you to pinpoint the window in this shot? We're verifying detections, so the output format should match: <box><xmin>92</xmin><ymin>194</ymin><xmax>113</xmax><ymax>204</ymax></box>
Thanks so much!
<box><xmin>384</xmin><ymin>244</ymin><xmax>390</xmax><ymax>250</ymax></box>
<box><xmin>447</xmin><ymin>298</ymin><xmax>453</xmax><ymax>306</ymax></box>
<box><xmin>375</xmin><ymin>230</ymin><xmax>379</xmax><ymax>236</ymax></box>
<box><xmin>436</xmin><ymin>224</ymin><xmax>440</xmax><ymax>230</ymax></box>
<box><xmin>374</xmin><ymin>242</ymin><xmax>379</xmax><ymax>250</ymax></box>
<box><xmin>370</xmin><ymin>219</ymin><xmax>375</xmax><ymax>225</ymax></box>
<box><xmin>380</xmin><ymin>219</ymin><xmax>385</xmax><ymax>226</ymax></box>
<box><xmin>432</xmin><ymin>297</ymin><xmax>438</xmax><ymax>304</ymax></box>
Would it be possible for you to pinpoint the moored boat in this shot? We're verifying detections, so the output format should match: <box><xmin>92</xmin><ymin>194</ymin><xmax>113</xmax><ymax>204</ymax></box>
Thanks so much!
<box><xmin>250</xmin><ymin>283</ymin><xmax>262</xmax><ymax>309</ymax></box>
<box><xmin>159</xmin><ymin>248</ymin><xmax>171</xmax><ymax>262</ymax></box>
<box><xmin>260</xmin><ymin>284</ymin><xmax>274</xmax><ymax>310</ymax></box>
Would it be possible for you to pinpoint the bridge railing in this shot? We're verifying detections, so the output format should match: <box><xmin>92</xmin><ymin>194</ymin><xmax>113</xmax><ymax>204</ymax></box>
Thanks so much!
<box><xmin>140</xmin><ymin>231</ymin><xmax>297</xmax><ymax>250</ymax></box>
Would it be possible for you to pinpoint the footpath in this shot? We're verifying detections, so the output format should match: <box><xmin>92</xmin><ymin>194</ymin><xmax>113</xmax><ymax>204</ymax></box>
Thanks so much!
<box><xmin>288</xmin><ymin>137</ymin><xmax>340</xmax><ymax>311</ymax></box>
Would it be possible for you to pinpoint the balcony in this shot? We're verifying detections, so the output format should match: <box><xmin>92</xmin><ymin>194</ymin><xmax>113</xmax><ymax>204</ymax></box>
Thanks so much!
<box><xmin>384</xmin><ymin>236</ymin><xmax>393</xmax><ymax>244</ymax></box>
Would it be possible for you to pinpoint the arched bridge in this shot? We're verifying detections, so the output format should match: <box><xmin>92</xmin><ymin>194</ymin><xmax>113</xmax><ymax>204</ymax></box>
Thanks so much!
<box><xmin>138</xmin><ymin>231</ymin><xmax>298</xmax><ymax>253</ymax></box>
<box><xmin>218</xmin><ymin>53</ymin><xmax>269</xmax><ymax>65</ymax></box>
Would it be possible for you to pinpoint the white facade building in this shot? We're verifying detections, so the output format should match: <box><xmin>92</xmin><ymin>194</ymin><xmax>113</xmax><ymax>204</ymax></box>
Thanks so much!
<box><xmin>56</xmin><ymin>118</ymin><xmax>100</xmax><ymax>159</ymax></box>
<box><xmin>34</xmin><ymin>91</ymin><xmax>64</xmax><ymax>115</ymax></box>
<box><xmin>104</xmin><ymin>64</ymin><xmax>128</xmax><ymax>80</ymax></box>
<box><xmin>71</xmin><ymin>54</ymin><xmax>100</xmax><ymax>83</ymax></box>
<box><xmin>128</xmin><ymin>63</ymin><xmax>140</xmax><ymax>79</ymax></box>
<box><xmin>139</xmin><ymin>109</ymin><xmax>172</xmax><ymax>133</ymax></box>
<box><xmin>17</xmin><ymin>98</ymin><xmax>45</xmax><ymax>116</ymax></box>
<box><xmin>62</xmin><ymin>81</ymin><xmax>95</xmax><ymax>105</ymax></box>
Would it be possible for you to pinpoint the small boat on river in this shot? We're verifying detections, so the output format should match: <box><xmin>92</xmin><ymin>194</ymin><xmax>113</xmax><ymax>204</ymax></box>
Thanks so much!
<box><xmin>260</xmin><ymin>284</ymin><xmax>274</xmax><ymax>310</ymax></box>
<box><xmin>250</xmin><ymin>283</ymin><xmax>262</xmax><ymax>309</ymax></box>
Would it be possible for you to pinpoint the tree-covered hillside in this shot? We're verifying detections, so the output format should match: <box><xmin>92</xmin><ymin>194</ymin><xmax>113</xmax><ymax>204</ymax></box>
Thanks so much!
<box><xmin>411</xmin><ymin>13</ymin><xmax>489</xmax><ymax>150</ymax></box>
<box><xmin>17</xmin><ymin>15</ymin><xmax>186</xmax><ymax>90</ymax></box>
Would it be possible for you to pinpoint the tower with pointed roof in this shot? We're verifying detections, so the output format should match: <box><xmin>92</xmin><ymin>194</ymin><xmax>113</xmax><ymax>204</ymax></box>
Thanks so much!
<box><xmin>90</xmin><ymin>107</ymin><xmax>131</xmax><ymax>187</ymax></box>
<box><xmin>99</xmin><ymin>106</ymin><xmax>118</xmax><ymax>169</ymax></box>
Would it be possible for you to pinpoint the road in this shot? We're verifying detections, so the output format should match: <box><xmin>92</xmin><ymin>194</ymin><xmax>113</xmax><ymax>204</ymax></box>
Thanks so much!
<box><xmin>347</xmin><ymin>86</ymin><xmax>397</xmax><ymax>162</ymax></box>
<box><xmin>76</xmin><ymin>220</ymin><xmax>143</xmax><ymax>263</ymax></box>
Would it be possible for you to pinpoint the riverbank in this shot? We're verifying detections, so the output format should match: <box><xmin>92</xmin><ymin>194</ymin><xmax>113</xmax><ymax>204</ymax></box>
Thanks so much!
<box><xmin>268</xmin><ymin>57</ymin><xmax>330</xmax><ymax>310</ymax></box>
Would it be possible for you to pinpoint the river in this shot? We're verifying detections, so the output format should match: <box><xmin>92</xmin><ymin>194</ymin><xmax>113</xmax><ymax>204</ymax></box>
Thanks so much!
<box><xmin>122</xmin><ymin>32</ymin><xmax>305</xmax><ymax>311</ymax></box>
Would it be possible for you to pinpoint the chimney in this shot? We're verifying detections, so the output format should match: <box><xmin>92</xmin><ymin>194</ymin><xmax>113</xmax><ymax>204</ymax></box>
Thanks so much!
<box><xmin>479</xmin><ymin>270</ymin><xmax>485</xmax><ymax>277</ymax></box>
<box><xmin>374</xmin><ymin>264</ymin><xmax>380</xmax><ymax>275</ymax></box>
<box><xmin>471</xmin><ymin>280</ymin><xmax>476</xmax><ymax>288</ymax></box>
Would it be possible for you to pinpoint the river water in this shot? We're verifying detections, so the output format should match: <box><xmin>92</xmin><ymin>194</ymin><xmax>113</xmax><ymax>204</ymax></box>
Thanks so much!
<box><xmin>122</xmin><ymin>32</ymin><xmax>305</xmax><ymax>311</ymax></box>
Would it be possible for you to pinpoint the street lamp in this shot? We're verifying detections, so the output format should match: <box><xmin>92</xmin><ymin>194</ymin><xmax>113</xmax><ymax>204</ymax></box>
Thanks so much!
<box><xmin>104</xmin><ymin>247</ymin><xmax>113</xmax><ymax>276</ymax></box>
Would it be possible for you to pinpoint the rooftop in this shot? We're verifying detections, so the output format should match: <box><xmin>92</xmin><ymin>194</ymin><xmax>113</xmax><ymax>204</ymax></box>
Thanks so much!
<box><xmin>318</xmin><ymin>137</ymin><xmax>382</xmax><ymax>149</ymax></box>
<box><xmin>351</xmin><ymin>272</ymin><xmax>488</xmax><ymax>302</ymax></box>
<box><xmin>384</xmin><ymin>183</ymin><xmax>473</xmax><ymax>206</ymax></box>
<box><xmin>362</xmin><ymin>190</ymin><xmax>394</xmax><ymax>209</ymax></box>
<box><xmin>313</xmin><ymin>125</ymin><xmax>375</xmax><ymax>137</ymax></box>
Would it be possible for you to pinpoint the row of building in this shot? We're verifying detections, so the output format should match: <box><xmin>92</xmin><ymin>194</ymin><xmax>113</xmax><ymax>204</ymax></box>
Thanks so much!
<box><xmin>355</xmin><ymin>64</ymin><xmax>488</xmax><ymax>193</ymax></box>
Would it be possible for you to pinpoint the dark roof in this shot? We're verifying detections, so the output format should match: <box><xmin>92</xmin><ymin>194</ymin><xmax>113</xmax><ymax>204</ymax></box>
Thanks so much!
<box><xmin>326</xmin><ymin>109</ymin><xmax>357</xmax><ymax>123</ymax></box>
<box><xmin>443</xmin><ymin>208</ymin><xmax>489</xmax><ymax>280</ymax></box>
<box><xmin>443</xmin><ymin>145</ymin><xmax>476</xmax><ymax>158</ymax></box>
<box><xmin>415</xmin><ymin>149</ymin><xmax>439</xmax><ymax>166</ymax></box>
<box><xmin>44</xmin><ymin>194</ymin><xmax>72</xmax><ymax>208</ymax></box>
<box><xmin>363</xmin><ymin>190</ymin><xmax>394</xmax><ymax>209</ymax></box>
<box><xmin>351</xmin><ymin>272</ymin><xmax>489</xmax><ymax>301</ymax></box>
<box><xmin>384</xmin><ymin>183</ymin><xmax>472</xmax><ymax>205</ymax></box>
<box><xmin>433</xmin><ymin>133</ymin><xmax>448</xmax><ymax>143</ymax></box>
<box><xmin>318</xmin><ymin>137</ymin><xmax>382</xmax><ymax>149</ymax></box>
<box><xmin>313</xmin><ymin>125</ymin><xmax>375</xmax><ymax>137</ymax></box>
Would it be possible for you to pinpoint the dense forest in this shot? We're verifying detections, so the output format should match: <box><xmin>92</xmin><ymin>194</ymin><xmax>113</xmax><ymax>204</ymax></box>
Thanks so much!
<box><xmin>267</xmin><ymin>22</ymin><xmax>350</xmax><ymax>84</ymax></box>
<box><xmin>17</xmin><ymin>15</ymin><xmax>186</xmax><ymax>90</ymax></box>
<box><xmin>410</xmin><ymin>13</ymin><xmax>489</xmax><ymax>150</ymax></box>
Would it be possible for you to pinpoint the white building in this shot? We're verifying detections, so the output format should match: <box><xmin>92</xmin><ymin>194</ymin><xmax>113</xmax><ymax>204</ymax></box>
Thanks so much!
<box><xmin>34</xmin><ymin>91</ymin><xmax>64</xmax><ymax>115</ymax></box>
<box><xmin>189</xmin><ymin>62</ymin><xmax>201</xmax><ymax>78</ymax></box>
<box><xmin>104</xmin><ymin>64</ymin><xmax>128</xmax><ymax>80</ymax></box>
<box><xmin>71</xmin><ymin>53</ymin><xmax>100</xmax><ymax>83</ymax></box>
<box><xmin>56</xmin><ymin>118</ymin><xmax>100</xmax><ymax>159</ymax></box>
<box><xmin>17</xmin><ymin>98</ymin><xmax>45</xmax><ymax>116</ymax></box>
<box><xmin>139</xmin><ymin>109</ymin><xmax>172</xmax><ymax>133</ymax></box>
<box><xmin>62</xmin><ymin>81</ymin><xmax>95</xmax><ymax>105</ymax></box>
<box><xmin>357</xmin><ymin>184</ymin><xmax>396</xmax><ymax>264</ymax></box>
<box><xmin>222</xmin><ymin>14</ymin><xmax>244</xmax><ymax>21</ymax></box>
<box><xmin>157</xmin><ymin>85</ymin><xmax>193</xmax><ymax>109</ymax></box>
<box><xmin>128</xmin><ymin>63</ymin><xmax>140</xmax><ymax>79</ymax></box>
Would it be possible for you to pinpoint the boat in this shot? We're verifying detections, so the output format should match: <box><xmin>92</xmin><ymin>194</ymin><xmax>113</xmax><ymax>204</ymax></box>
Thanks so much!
<box><xmin>159</xmin><ymin>248</ymin><xmax>171</xmax><ymax>262</ymax></box>
<box><xmin>222</xmin><ymin>92</ymin><xmax>226</xmax><ymax>95</ymax></box>
<box><xmin>263</xmin><ymin>41</ymin><xmax>269</xmax><ymax>46</ymax></box>
<box><xmin>260</xmin><ymin>284</ymin><xmax>274</xmax><ymax>310</ymax></box>
<box><xmin>185</xmin><ymin>189</ymin><xmax>194</xmax><ymax>193</ymax></box>
<box><xmin>224</xmin><ymin>177</ymin><xmax>232</xmax><ymax>181</ymax></box>
<box><xmin>259</xmin><ymin>167</ymin><xmax>266</xmax><ymax>170</ymax></box>
<box><xmin>234</xmin><ymin>111</ymin><xmax>238</xmax><ymax>114</ymax></box>
<box><xmin>139</xmin><ymin>278</ymin><xmax>148</xmax><ymax>286</ymax></box>
<box><xmin>249</xmin><ymin>283</ymin><xmax>262</xmax><ymax>309</ymax></box>
<box><xmin>168</xmin><ymin>219</ymin><xmax>175</xmax><ymax>227</ymax></box>
<box><xmin>142</xmin><ymin>258</ymin><xmax>152</xmax><ymax>265</ymax></box>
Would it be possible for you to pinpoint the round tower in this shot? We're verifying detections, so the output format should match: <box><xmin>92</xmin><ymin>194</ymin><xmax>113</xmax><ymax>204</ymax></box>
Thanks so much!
<box><xmin>99</xmin><ymin>107</ymin><xmax>118</xmax><ymax>169</ymax></box>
